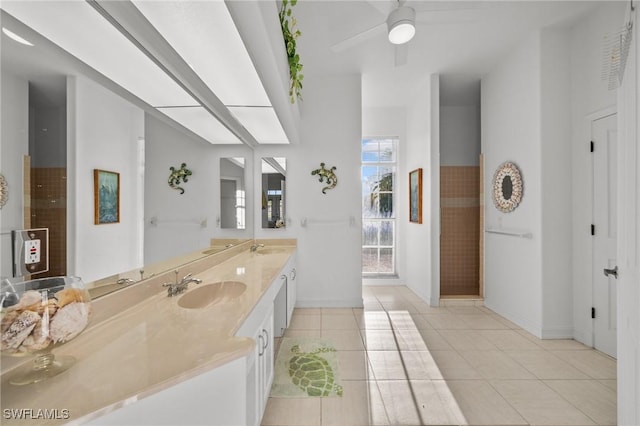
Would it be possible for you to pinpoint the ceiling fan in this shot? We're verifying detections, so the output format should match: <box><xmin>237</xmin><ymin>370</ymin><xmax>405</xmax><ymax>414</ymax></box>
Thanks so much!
<box><xmin>330</xmin><ymin>0</ymin><xmax>485</xmax><ymax>66</ymax></box>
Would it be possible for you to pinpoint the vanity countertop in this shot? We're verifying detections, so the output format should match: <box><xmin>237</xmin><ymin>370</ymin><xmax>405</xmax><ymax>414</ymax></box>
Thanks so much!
<box><xmin>0</xmin><ymin>241</ymin><xmax>296</xmax><ymax>425</ymax></box>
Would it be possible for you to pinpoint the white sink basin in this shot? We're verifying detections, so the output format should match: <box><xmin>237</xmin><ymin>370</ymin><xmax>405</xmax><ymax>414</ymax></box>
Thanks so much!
<box><xmin>178</xmin><ymin>281</ymin><xmax>246</xmax><ymax>309</ymax></box>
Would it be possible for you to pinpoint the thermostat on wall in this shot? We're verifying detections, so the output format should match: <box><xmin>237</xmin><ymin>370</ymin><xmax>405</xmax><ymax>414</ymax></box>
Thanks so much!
<box><xmin>12</xmin><ymin>228</ymin><xmax>49</xmax><ymax>277</ymax></box>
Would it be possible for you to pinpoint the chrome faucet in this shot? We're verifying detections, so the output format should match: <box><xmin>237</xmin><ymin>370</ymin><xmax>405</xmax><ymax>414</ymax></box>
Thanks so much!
<box><xmin>163</xmin><ymin>271</ymin><xmax>202</xmax><ymax>297</ymax></box>
<box><xmin>250</xmin><ymin>243</ymin><xmax>265</xmax><ymax>252</ymax></box>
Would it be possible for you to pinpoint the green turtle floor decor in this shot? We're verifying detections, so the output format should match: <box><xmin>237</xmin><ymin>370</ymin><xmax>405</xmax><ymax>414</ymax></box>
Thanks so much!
<box><xmin>270</xmin><ymin>337</ymin><xmax>343</xmax><ymax>398</ymax></box>
<box><xmin>288</xmin><ymin>344</ymin><xmax>343</xmax><ymax>397</ymax></box>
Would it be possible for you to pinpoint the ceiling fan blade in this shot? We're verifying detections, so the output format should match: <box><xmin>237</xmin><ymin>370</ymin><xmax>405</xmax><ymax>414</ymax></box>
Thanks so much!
<box><xmin>330</xmin><ymin>22</ymin><xmax>386</xmax><ymax>53</ymax></box>
<box><xmin>414</xmin><ymin>6</ymin><xmax>492</xmax><ymax>24</ymax></box>
<box><xmin>394</xmin><ymin>43</ymin><xmax>408</xmax><ymax>67</ymax></box>
<box><xmin>364</xmin><ymin>0</ymin><xmax>395</xmax><ymax>17</ymax></box>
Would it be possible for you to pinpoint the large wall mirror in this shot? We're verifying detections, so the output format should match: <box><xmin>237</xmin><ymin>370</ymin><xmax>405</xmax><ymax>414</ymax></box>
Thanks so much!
<box><xmin>220</xmin><ymin>157</ymin><xmax>246</xmax><ymax>230</ymax></box>
<box><xmin>0</xmin><ymin>12</ymin><xmax>252</xmax><ymax>301</ymax></box>
<box><xmin>261</xmin><ymin>157</ymin><xmax>286</xmax><ymax>229</ymax></box>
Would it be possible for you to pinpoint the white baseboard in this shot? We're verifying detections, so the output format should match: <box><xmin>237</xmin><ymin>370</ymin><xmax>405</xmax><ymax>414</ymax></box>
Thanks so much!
<box><xmin>540</xmin><ymin>326</ymin><xmax>574</xmax><ymax>339</ymax></box>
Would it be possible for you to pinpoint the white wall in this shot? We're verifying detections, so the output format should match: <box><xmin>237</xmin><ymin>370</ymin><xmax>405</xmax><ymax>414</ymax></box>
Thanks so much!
<box><xmin>540</xmin><ymin>29</ymin><xmax>573</xmax><ymax>338</ymax></box>
<box><xmin>362</xmin><ymin>106</ymin><xmax>407</xmax><ymax>285</ymax></box>
<box><xmin>0</xmin><ymin>71</ymin><xmax>29</xmax><ymax>278</ymax></box>
<box><xmin>483</xmin><ymin>20</ymin><xmax>617</xmax><ymax>339</ymax></box>
<box><xmin>68</xmin><ymin>76</ymin><xmax>144</xmax><ymax>283</ymax></box>
<box><xmin>144</xmin><ymin>114</ymin><xmax>254</xmax><ymax>265</ymax></box>
<box><xmin>404</xmin><ymin>75</ymin><xmax>440</xmax><ymax>305</ymax></box>
<box><xmin>255</xmin><ymin>74</ymin><xmax>362</xmax><ymax>307</ymax></box>
<box><xmin>440</xmin><ymin>106</ymin><xmax>480</xmax><ymax>166</ymax></box>
<box><xmin>570</xmin><ymin>2</ymin><xmax>625</xmax><ymax>345</ymax></box>
<box><xmin>30</xmin><ymin>104</ymin><xmax>66</xmax><ymax>168</ymax></box>
<box><xmin>482</xmin><ymin>33</ymin><xmax>543</xmax><ymax>335</ymax></box>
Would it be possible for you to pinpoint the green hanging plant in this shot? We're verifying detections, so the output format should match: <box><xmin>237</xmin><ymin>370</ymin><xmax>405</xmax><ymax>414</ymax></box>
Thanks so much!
<box><xmin>279</xmin><ymin>0</ymin><xmax>304</xmax><ymax>103</ymax></box>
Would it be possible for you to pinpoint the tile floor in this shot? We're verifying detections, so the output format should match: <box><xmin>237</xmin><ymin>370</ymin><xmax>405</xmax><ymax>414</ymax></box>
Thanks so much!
<box><xmin>262</xmin><ymin>286</ymin><xmax>617</xmax><ymax>426</ymax></box>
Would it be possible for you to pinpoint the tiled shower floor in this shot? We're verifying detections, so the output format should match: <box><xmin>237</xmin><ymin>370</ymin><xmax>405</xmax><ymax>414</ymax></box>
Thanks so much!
<box><xmin>262</xmin><ymin>286</ymin><xmax>617</xmax><ymax>426</ymax></box>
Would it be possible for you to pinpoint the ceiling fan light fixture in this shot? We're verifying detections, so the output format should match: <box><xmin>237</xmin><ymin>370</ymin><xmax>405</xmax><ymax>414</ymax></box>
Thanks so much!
<box><xmin>387</xmin><ymin>6</ymin><xmax>416</xmax><ymax>45</ymax></box>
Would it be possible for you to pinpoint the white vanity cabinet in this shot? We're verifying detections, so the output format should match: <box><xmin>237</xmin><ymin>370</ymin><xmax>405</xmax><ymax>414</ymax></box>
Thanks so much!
<box><xmin>273</xmin><ymin>250</ymin><xmax>297</xmax><ymax>337</ymax></box>
<box><xmin>85</xmin><ymin>249</ymin><xmax>295</xmax><ymax>426</ymax></box>
<box><xmin>283</xmin><ymin>251</ymin><xmax>297</xmax><ymax>326</ymax></box>
<box><xmin>240</xmin><ymin>301</ymin><xmax>274</xmax><ymax>426</ymax></box>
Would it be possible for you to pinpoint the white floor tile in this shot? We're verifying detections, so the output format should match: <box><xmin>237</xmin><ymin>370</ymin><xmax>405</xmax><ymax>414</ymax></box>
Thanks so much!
<box><xmin>544</xmin><ymin>379</ymin><xmax>617</xmax><ymax>425</ymax></box>
<box><xmin>336</xmin><ymin>350</ymin><xmax>372</xmax><ymax>380</ymax></box>
<box><xmin>429</xmin><ymin>350</ymin><xmax>483</xmax><ymax>380</ymax></box>
<box><xmin>422</xmin><ymin>313</ymin><xmax>469</xmax><ymax>330</ymax></box>
<box><xmin>321</xmin><ymin>313</ymin><xmax>359</xmax><ymax>330</ymax></box>
<box><xmin>479</xmin><ymin>329</ymin><xmax>544</xmax><ymax>351</ymax></box>
<box><xmin>439</xmin><ymin>329</ymin><xmax>499</xmax><ymax>351</ymax></box>
<box><xmin>321</xmin><ymin>380</ymin><xmax>389</xmax><ymax>426</ymax></box>
<box><xmin>445</xmin><ymin>380</ymin><xmax>528</xmax><ymax>425</ymax></box>
<box><xmin>289</xmin><ymin>314</ymin><xmax>322</xmax><ymax>330</ymax></box>
<box><xmin>505</xmin><ymin>350</ymin><xmax>590</xmax><ymax>380</ymax></box>
<box><xmin>552</xmin><ymin>350</ymin><xmax>617</xmax><ymax>379</ymax></box>
<box><xmin>459</xmin><ymin>350</ymin><xmax>537</xmax><ymax>379</ymax></box>
<box><xmin>491</xmin><ymin>380</ymin><xmax>596</xmax><ymax>425</ymax></box>
<box><xmin>262</xmin><ymin>397</ymin><xmax>321</xmax><ymax>426</ymax></box>
<box><xmin>321</xmin><ymin>329</ymin><xmax>365</xmax><ymax>351</ymax></box>
<box><xmin>272</xmin><ymin>286</ymin><xmax>617</xmax><ymax>426</ymax></box>
<box><xmin>355</xmin><ymin>311</ymin><xmax>392</xmax><ymax>330</ymax></box>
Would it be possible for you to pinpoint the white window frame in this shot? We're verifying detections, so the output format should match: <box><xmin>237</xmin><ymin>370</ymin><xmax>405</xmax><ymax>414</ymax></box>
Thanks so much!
<box><xmin>361</xmin><ymin>137</ymin><xmax>398</xmax><ymax>277</ymax></box>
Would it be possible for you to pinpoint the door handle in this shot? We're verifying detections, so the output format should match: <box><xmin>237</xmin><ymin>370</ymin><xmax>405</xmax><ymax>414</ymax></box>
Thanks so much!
<box><xmin>603</xmin><ymin>266</ymin><xmax>618</xmax><ymax>279</ymax></box>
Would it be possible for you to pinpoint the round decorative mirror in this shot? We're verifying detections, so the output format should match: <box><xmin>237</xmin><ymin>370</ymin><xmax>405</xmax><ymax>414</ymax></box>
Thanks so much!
<box><xmin>492</xmin><ymin>161</ymin><xmax>523</xmax><ymax>213</ymax></box>
<box><xmin>0</xmin><ymin>174</ymin><xmax>7</xmax><ymax>209</ymax></box>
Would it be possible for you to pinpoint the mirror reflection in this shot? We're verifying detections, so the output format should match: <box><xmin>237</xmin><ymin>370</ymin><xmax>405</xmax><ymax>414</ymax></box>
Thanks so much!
<box><xmin>502</xmin><ymin>176</ymin><xmax>513</xmax><ymax>200</ymax></box>
<box><xmin>0</xmin><ymin>14</ymin><xmax>256</xmax><ymax>301</ymax></box>
<box><xmin>261</xmin><ymin>157</ymin><xmax>286</xmax><ymax>229</ymax></box>
<box><xmin>220</xmin><ymin>158</ymin><xmax>246</xmax><ymax>230</ymax></box>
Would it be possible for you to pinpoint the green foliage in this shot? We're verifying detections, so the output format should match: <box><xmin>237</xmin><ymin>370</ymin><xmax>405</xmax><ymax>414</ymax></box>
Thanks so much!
<box><xmin>370</xmin><ymin>172</ymin><xmax>394</xmax><ymax>216</ymax></box>
<box><xmin>279</xmin><ymin>0</ymin><xmax>304</xmax><ymax>103</ymax></box>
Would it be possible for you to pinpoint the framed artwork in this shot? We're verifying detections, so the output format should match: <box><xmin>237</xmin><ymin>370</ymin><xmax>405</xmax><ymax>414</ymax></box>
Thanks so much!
<box><xmin>94</xmin><ymin>169</ymin><xmax>120</xmax><ymax>224</ymax></box>
<box><xmin>409</xmin><ymin>168</ymin><xmax>422</xmax><ymax>224</ymax></box>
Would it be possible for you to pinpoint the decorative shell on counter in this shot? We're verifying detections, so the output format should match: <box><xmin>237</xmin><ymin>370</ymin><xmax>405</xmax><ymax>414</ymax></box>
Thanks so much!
<box><xmin>1</xmin><ymin>282</ymin><xmax>92</xmax><ymax>355</ymax></box>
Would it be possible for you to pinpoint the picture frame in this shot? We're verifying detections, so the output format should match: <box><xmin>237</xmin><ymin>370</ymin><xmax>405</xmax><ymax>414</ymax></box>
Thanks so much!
<box><xmin>409</xmin><ymin>168</ymin><xmax>422</xmax><ymax>224</ymax></box>
<box><xmin>94</xmin><ymin>169</ymin><xmax>120</xmax><ymax>224</ymax></box>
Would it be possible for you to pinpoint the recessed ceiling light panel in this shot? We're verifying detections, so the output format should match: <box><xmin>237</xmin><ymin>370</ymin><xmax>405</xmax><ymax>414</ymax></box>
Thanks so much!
<box><xmin>132</xmin><ymin>1</ymin><xmax>270</xmax><ymax>107</ymax></box>
<box><xmin>1</xmin><ymin>1</ymin><xmax>197</xmax><ymax>107</ymax></box>
<box><xmin>228</xmin><ymin>107</ymin><xmax>289</xmax><ymax>144</ymax></box>
<box><xmin>157</xmin><ymin>106</ymin><xmax>242</xmax><ymax>145</ymax></box>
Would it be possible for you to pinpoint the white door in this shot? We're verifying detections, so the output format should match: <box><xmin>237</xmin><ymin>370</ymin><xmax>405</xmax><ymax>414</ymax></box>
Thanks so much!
<box><xmin>592</xmin><ymin>113</ymin><xmax>618</xmax><ymax>358</ymax></box>
<box><xmin>616</xmin><ymin>7</ymin><xmax>639</xmax><ymax>424</ymax></box>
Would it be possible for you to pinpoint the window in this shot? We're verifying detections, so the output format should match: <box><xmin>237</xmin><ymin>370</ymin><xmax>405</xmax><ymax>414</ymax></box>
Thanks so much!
<box><xmin>236</xmin><ymin>188</ymin><xmax>245</xmax><ymax>229</ymax></box>
<box><xmin>362</xmin><ymin>138</ymin><xmax>397</xmax><ymax>275</ymax></box>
